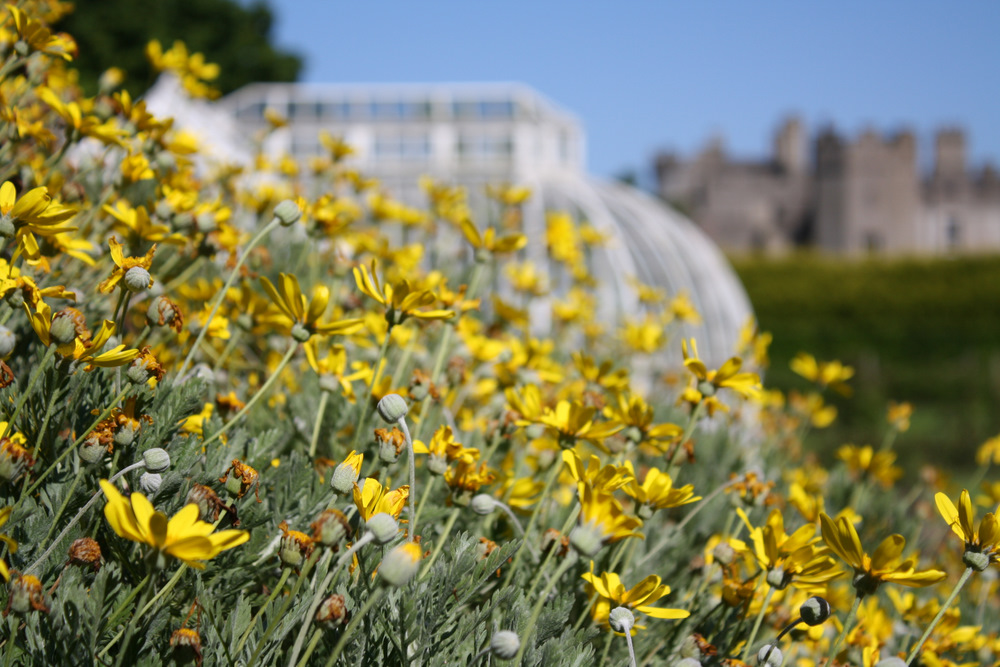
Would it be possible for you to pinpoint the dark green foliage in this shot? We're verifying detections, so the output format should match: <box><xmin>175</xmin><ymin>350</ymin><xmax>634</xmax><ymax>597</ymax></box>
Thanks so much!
<box><xmin>733</xmin><ymin>254</ymin><xmax>1000</xmax><ymax>471</ymax></box>
<box><xmin>56</xmin><ymin>0</ymin><xmax>302</xmax><ymax>96</ymax></box>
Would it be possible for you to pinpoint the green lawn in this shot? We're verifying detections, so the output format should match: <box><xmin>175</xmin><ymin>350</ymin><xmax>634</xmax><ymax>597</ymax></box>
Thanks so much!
<box><xmin>731</xmin><ymin>253</ymin><xmax>1000</xmax><ymax>473</ymax></box>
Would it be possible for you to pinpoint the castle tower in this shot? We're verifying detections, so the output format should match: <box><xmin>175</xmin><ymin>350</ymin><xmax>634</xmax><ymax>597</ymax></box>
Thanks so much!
<box><xmin>934</xmin><ymin>128</ymin><xmax>966</xmax><ymax>179</ymax></box>
<box><xmin>774</xmin><ymin>116</ymin><xmax>806</xmax><ymax>174</ymax></box>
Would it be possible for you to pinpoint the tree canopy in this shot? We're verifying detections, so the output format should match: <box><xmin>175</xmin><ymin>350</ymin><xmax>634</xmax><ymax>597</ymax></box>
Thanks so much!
<box><xmin>58</xmin><ymin>0</ymin><xmax>302</xmax><ymax>97</ymax></box>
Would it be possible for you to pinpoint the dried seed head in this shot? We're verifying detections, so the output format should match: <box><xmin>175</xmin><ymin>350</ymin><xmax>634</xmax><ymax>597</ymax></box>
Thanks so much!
<box><xmin>311</xmin><ymin>509</ymin><xmax>350</xmax><ymax>547</ymax></box>
<box><xmin>8</xmin><ymin>575</ymin><xmax>48</xmax><ymax>615</ymax></box>
<box><xmin>315</xmin><ymin>594</ymin><xmax>349</xmax><ymax>627</ymax></box>
<box><xmin>68</xmin><ymin>537</ymin><xmax>102</xmax><ymax>571</ymax></box>
<box><xmin>169</xmin><ymin>628</ymin><xmax>203</xmax><ymax>667</ymax></box>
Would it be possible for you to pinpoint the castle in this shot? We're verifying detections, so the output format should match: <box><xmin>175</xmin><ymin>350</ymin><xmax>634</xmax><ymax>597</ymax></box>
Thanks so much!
<box><xmin>654</xmin><ymin>119</ymin><xmax>1000</xmax><ymax>254</ymax></box>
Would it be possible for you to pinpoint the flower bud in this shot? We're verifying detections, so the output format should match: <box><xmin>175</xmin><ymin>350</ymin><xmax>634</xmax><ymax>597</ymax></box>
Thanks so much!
<box><xmin>49</xmin><ymin>311</ymin><xmax>78</xmax><ymax>345</ymax></box>
<box><xmin>0</xmin><ymin>215</ymin><xmax>15</xmax><ymax>239</ymax></box>
<box><xmin>712</xmin><ymin>541</ymin><xmax>736</xmax><ymax>565</ymax></box>
<box><xmin>569</xmin><ymin>524</ymin><xmax>604</xmax><ymax>558</ymax></box>
<box><xmin>68</xmin><ymin>537</ymin><xmax>102</xmax><ymax>571</ymax></box>
<box><xmin>273</xmin><ymin>199</ymin><xmax>302</xmax><ymax>226</ymax></box>
<box><xmin>195</xmin><ymin>211</ymin><xmax>216</xmax><ymax>233</ymax></box>
<box><xmin>143</xmin><ymin>448</ymin><xmax>171</xmax><ymax>473</ymax></box>
<box><xmin>766</xmin><ymin>566</ymin><xmax>790</xmax><ymax>590</ymax></box>
<box><xmin>139</xmin><ymin>472</ymin><xmax>162</xmax><ymax>495</ymax></box>
<box><xmin>366</xmin><ymin>513</ymin><xmax>399</xmax><ymax>545</ymax></box>
<box><xmin>470</xmin><ymin>494</ymin><xmax>496</xmax><ymax>516</ymax></box>
<box><xmin>679</xmin><ymin>635</ymin><xmax>702</xmax><ymax>659</ymax></box>
<box><xmin>379</xmin><ymin>542</ymin><xmax>422</xmax><ymax>587</ymax></box>
<box><xmin>608</xmin><ymin>606</ymin><xmax>635</xmax><ymax>634</ymax></box>
<box><xmin>490</xmin><ymin>630</ymin><xmax>520</xmax><ymax>661</ymax></box>
<box><xmin>315</xmin><ymin>594</ymin><xmax>349</xmax><ymax>627</ymax></box>
<box><xmin>376</xmin><ymin>394</ymin><xmax>409</xmax><ymax>423</ymax></box>
<box><xmin>799</xmin><ymin>596</ymin><xmax>831</xmax><ymax>626</ymax></box>
<box><xmin>0</xmin><ymin>326</ymin><xmax>15</xmax><ymax>358</ymax></box>
<box><xmin>311</xmin><ymin>509</ymin><xmax>350</xmax><ymax>547</ymax></box>
<box><xmin>331</xmin><ymin>458</ymin><xmax>362</xmax><ymax>495</ymax></box>
<box><xmin>697</xmin><ymin>381</ymin><xmax>716</xmax><ymax>397</ymax></box>
<box><xmin>757</xmin><ymin>645</ymin><xmax>783</xmax><ymax>666</ymax></box>
<box><xmin>124</xmin><ymin>266</ymin><xmax>151</xmax><ymax>293</ymax></box>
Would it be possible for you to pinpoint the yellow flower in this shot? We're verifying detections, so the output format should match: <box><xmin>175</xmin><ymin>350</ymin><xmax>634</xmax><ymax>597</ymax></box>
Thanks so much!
<box><xmin>682</xmin><ymin>338</ymin><xmax>761</xmax><ymax>401</ymax></box>
<box><xmin>737</xmin><ymin>508</ymin><xmax>841</xmax><ymax>592</ymax></box>
<box><xmin>0</xmin><ymin>506</ymin><xmax>17</xmax><ymax>581</ymax></box>
<box><xmin>836</xmin><ymin>444</ymin><xmax>902</xmax><ymax>488</ymax></box>
<box><xmin>36</xmin><ymin>87</ymin><xmax>128</xmax><ymax>146</ymax></box>
<box><xmin>353</xmin><ymin>260</ymin><xmax>455</xmax><ymax>327</ymax></box>
<box><xmin>459</xmin><ymin>218</ymin><xmax>527</xmax><ymax>257</ymax></box>
<box><xmin>413</xmin><ymin>426</ymin><xmax>479</xmax><ymax>465</ymax></box>
<box><xmin>534</xmin><ymin>400</ymin><xmax>623</xmax><ymax>450</ymax></box>
<box><xmin>25</xmin><ymin>302</ymin><xmax>138</xmax><ymax>368</ymax></box>
<box><xmin>603</xmin><ymin>392</ymin><xmax>682</xmax><ymax>452</ymax></box>
<box><xmin>571</xmin><ymin>485</ymin><xmax>643</xmax><ymax>556</ymax></box>
<box><xmin>820</xmin><ymin>512</ymin><xmax>946</xmax><ymax>595</ymax></box>
<box><xmin>7</xmin><ymin>6</ymin><xmax>76</xmax><ymax>60</ymax></box>
<box><xmin>98</xmin><ymin>237</ymin><xmax>156</xmax><ymax>293</ymax></box>
<box><xmin>260</xmin><ymin>273</ymin><xmax>363</xmax><ymax>340</ymax></box>
<box><xmin>887</xmin><ymin>401</ymin><xmax>913</xmax><ymax>432</ymax></box>
<box><xmin>485</xmin><ymin>183</ymin><xmax>531</xmax><ymax>206</ymax></box>
<box><xmin>444</xmin><ymin>460</ymin><xmax>496</xmax><ymax>499</ymax></box>
<box><xmin>303</xmin><ymin>340</ymin><xmax>368</xmax><ymax>402</ymax></box>
<box><xmin>935</xmin><ymin>489</ymin><xmax>1000</xmax><ymax>570</ymax></box>
<box><xmin>99</xmin><ymin>480</ymin><xmax>248</xmax><ymax>569</ymax></box>
<box><xmin>581</xmin><ymin>566</ymin><xmax>689</xmax><ymax>631</ymax></box>
<box><xmin>103</xmin><ymin>201</ymin><xmax>186</xmax><ymax>247</ymax></box>
<box><xmin>353</xmin><ymin>478</ymin><xmax>409</xmax><ymax>521</ymax></box>
<box><xmin>562</xmin><ymin>450</ymin><xmax>633</xmax><ymax>496</ymax></box>
<box><xmin>790</xmin><ymin>352</ymin><xmax>854</xmax><ymax>396</ymax></box>
<box><xmin>179</xmin><ymin>403</ymin><xmax>214</xmax><ymax>436</ymax></box>
<box><xmin>0</xmin><ymin>180</ymin><xmax>77</xmax><ymax>240</ymax></box>
<box><xmin>623</xmin><ymin>466</ymin><xmax>700</xmax><ymax>516</ymax></box>
<box><xmin>976</xmin><ymin>434</ymin><xmax>1000</xmax><ymax>466</ymax></box>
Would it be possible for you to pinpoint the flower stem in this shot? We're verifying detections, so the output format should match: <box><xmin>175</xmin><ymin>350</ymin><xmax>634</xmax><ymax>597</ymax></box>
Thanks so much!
<box><xmin>396</xmin><ymin>416</ymin><xmax>417</xmax><ymax>541</ymax></box>
<box><xmin>202</xmin><ymin>342</ymin><xmax>298</xmax><ymax>448</ymax></box>
<box><xmin>16</xmin><ymin>386</ymin><xmax>132</xmax><ymax>511</ymax></box>
<box><xmin>420</xmin><ymin>506</ymin><xmax>461</xmax><ymax>579</ymax></box>
<box><xmin>324</xmin><ymin>588</ymin><xmax>385</xmax><ymax>667</ymax></box>
<box><xmin>236</xmin><ymin>567</ymin><xmax>292</xmax><ymax>654</ymax></box>
<box><xmin>308</xmin><ymin>391</ymin><xmax>330</xmax><ymax>459</ymax></box>
<box><xmin>906</xmin><ymin>567</ymin><xmax>974</xmax><ymax>664</ymax></box>
<box><xmin>246</xmin><ymin>549</ymin><xmax>321</xmax><ymax>665</ymax></box>
<box><xmin>412</xmin><ymin>475</ymin><xmax>437</xmax><ymax>530</ymax></box>
<box><xmin>99</xmin><ymin>563</ymin><xmax>187</xmax><ymax>662</ymax></box>
<box><xmin>25</xmin><ymin>461</ymin><xmax>145</xmax><ymax>575</ymax></box>
<box><xmin>741</xmin><ymin>581</ymin><xmax>775</xmax><ymax>661</ymax></box>
<box><xmin>512</xmin><ymin>554</ymin><xmax>578</xmax><ymax>664</ymax></box>
<box><xmin>505</xmin><ymin>457</ymin><xmax>562</xmax><ymax>584</ymax></box>
<box><xmin>666</xmin><ymin>400</ymin><xmax>703</xmax><ymax>474</ymax></box>
<box><xmin>351</xmin><ymin>326</ymin><xmax>392</xmax><ymax>451</ymax></box>
<box><xmin>177</xmin><ymin>216</ymin><xmax>280</xmax><ymax>377</ymax></box>
<box><xmin>2</xmin><ymin>344</ymin><xmax>57</xmax><ymax>440</ymax></box>
<box><xmin>624</xmin><ymin>628</ymin><xmax>637</xmax><ymax>667</ymax></box>
<box><xmin>825</xmin><ymin>593</ymin><xmax>862</xmax><ymax>666</ymax></box>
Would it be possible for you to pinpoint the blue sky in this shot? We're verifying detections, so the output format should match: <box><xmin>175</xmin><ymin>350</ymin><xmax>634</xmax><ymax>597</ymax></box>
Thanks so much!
<box><xmin>266</xmin><ymin>1</ymin><xmax>999</xmax><ymax>181</ymax></box>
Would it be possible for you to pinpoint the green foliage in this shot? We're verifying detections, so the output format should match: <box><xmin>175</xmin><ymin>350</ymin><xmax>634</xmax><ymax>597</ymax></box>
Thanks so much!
<box><xmin>57</xmin><ymin>0</ymin><xmax>302</xmax><ymax>96</ymax></box>
<box><xmin>733</xmin><ymin>253</ymin><xmax>1000</xmax><ymax>471</ymax></box>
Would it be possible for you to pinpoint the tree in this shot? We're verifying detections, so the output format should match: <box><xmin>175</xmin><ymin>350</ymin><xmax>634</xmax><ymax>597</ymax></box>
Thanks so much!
<box><xmin>57</xmin><ymin>0</ymin><xmax>302</xmax><ymax>97</ymax></box>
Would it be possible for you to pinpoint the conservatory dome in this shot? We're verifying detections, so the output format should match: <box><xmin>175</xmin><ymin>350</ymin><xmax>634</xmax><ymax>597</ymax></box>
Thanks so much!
<box><xmin>150</xmin><ymin>79</ymin><xmax>753</xmax><ymax>366</ymax></box>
